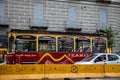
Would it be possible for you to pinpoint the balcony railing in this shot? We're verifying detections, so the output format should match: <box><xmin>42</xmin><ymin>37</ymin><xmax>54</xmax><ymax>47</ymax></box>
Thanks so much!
<box><xmin>65</xmin><ymin>21</ymin><xmax>82</xmax><ymax>32</ymax></box>
<box><xmin>96</xmin><ymin>0</ymin><xmax>111</xmax><ymax>3</ymax></box>
<box><xmin>29</xmin><ymin>18</ymin><xmax>48</xmax><ymax>30</ymax></box>
<box><xmin>98</xmin><ymin>22</ymin><xmax>107</xmax><ymax>30</ymax></box>
<box><xmin>0</xmin><ymin>16</ymin><xmax>9</xmax><ymax>28</ymax></box>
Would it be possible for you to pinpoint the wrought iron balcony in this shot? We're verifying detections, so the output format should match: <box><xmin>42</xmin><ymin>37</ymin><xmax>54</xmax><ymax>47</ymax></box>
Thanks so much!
<box><xmin>96</xmin><ymin>0</ymin><xmax>111</xmax><ymax>3</ymax></box>
<box><xmin>65</xmin><ymin>21</ymin><xmax>82</xmax><ymax>32</ymax></box>
<box><xmin>29</xmin><ymin>18</ymin><xmax>49</xmax><ymax>30</ymax></box>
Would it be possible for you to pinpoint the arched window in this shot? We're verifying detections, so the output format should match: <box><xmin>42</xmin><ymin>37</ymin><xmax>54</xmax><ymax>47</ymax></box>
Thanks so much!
<box><xmin>58</xmin><ymin>37</ymin><xmax>74</xmax><ymax>52</ymax></box>
<box><xmin>15</xmin><ymin>35</ymin><xmax>36</xmax><ymax>52</ymax></box>
<box><xmin>39</xmin><ymin>36</ymin><xmax>56</xmax><ymax>52</ymax></box>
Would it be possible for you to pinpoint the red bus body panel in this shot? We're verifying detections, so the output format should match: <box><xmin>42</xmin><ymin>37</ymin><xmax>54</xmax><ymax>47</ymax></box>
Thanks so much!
<box><xmin>6</xmin><ymin>52</ymin><xmax>93</xmax><ymax>64</ymax></box>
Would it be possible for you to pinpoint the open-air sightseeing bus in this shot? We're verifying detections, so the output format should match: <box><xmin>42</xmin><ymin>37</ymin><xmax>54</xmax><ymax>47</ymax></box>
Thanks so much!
<box><xmin>6</xmin><ymin>29</ymin><xmax>108</xmax><ymax>64</ymax></box>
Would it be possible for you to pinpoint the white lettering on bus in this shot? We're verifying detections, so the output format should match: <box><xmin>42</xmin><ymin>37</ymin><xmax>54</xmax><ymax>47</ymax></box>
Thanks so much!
<box><xmin>67</xmin><ymin>53</ymin><xmax>89</xmax><ymax>57</ymax></box>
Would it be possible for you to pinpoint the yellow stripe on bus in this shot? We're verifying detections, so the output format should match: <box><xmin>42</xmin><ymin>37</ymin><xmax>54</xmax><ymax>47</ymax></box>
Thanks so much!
<box><xmin>36</xmin><ymin>53</ymin><xmax>74</xmax><ymax>64</ymax></box>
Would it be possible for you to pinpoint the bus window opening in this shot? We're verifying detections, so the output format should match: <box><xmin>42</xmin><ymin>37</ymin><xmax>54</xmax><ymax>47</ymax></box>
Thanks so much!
<box><xmin>15</xmin><ymin>35</ymin><xmax>36</xmax><ymax>52</ymax></box>
<box><xmin>58</xmin><ymin>37</ymin><xmax>74</xmax><ymax>52</ymax></box>
<box><xmin>39</xmin><ymin>37</ymin><xmax>56</xmax><ymax>52</ymax></box>
<box><xmin>92</xmin><ymin>38</ymin><xmax>106</xmax><ymax>53</ymax></box>
<box><xmin>76</xmin><ymin>36</ymin><xmax>90</xmax><ymax>52</ymax></box>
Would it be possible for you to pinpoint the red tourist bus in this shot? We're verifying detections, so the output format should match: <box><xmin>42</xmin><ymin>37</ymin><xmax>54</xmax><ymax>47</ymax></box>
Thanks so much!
<box><xmin>6</xmin><ymin>29</ymin><xmax>108</xmax><ymax>64</ymax></box>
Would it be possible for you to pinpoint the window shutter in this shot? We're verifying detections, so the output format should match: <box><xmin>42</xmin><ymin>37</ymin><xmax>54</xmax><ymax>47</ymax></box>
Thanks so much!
<box><xmin>99</xmin><ymin>9</ymin><xmax>107</xmax><ymax>29</ymax></box>
<box><xmin>68</xmin><ymin>6</ymin><xmax>77</xmax><ymax>28</ymax></box>
<box><xmin>0</xmin><ymin>0</ymin><xmax>4</xmax><ymax>23</ymax></box>
<box><xmin>33</xmin><ymin>3</ymin><xmax>44</xmax><ymax>26</ymax></box>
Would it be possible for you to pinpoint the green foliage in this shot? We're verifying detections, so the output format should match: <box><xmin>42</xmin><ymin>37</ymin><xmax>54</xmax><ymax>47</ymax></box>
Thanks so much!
<box><xmin>97</xmin><ymin>25</ymin><xmax>118</xmax><ymax>48</ymax></box>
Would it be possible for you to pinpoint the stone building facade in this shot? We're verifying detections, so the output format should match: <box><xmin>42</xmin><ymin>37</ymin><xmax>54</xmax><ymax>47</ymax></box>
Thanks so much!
<box><xmin>0</xmin><ymin>0</ymin><xmax>120</xmax><ymax>52</ymax></box>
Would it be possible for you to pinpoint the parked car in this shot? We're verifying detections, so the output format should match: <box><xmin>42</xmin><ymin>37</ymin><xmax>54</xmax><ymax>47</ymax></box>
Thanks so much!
<box><xmin>75</xmin><ymin>53</ymin><xmax>120</xmax><ymax>64</ymax></box>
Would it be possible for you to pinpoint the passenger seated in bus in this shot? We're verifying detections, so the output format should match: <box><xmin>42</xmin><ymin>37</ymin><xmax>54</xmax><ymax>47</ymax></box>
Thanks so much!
<box><xmin>24</xmin><ymin>46</ymin><xmax>29</xmax><ymax>52</ymax></box>
<box><xmin>93</xmin><ymin>47</ymin><xmax>99</xmax><ymax>52</ymax></box>
<box><xmin>77</xmin><ymin>47</ymin><xmax>83</xmax><ymax>52</ymax></box>
<box><xmin>59</xmin><ymin>47</ymin><xmax>65</xmax><ymax>52</ymax></box>
<box><xmin>99</xmin><ymin>47</ymin><xmax>105</xmax><ymax>53</ymax></box>
<box><xmin>83</xmin><ymin>47</ymin><xmax>90</xmax><ymax>52</ymax></box>
<box><xmin>67</xmin><ymin>47</ymin><xmax>72</xmax><ymax>52</ymax></box>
